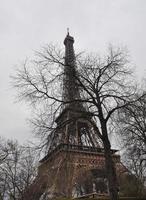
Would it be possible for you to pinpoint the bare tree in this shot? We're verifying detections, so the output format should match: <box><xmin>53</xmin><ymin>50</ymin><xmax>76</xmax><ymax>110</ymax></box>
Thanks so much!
<box><xmin>119</xmin><ymin>94</ymin><xmax>146</xmax><ymax>156</ymax></box>
<box><xmin>0</xmin><ymin>139</ymin><xmax>37</xmax><ymax>199</ymax></box>
<box><xmin>0</xmin><ymin>137</ymin><xmax>13</xmax><ymax>165</ymax></box>
<box><xmin>125</xmin><ymin>149</ymin><xmax>146</xmax><ymax>196</ymax></box>
<box><xmin>12</xmin><ymin>43</ymin><xmax>143</xmax><ymax>199</ymax></box>
<box><xmin>117</xmin><ymin>94</ymin><xmax>146</xmax><ymax>195</ymax></box>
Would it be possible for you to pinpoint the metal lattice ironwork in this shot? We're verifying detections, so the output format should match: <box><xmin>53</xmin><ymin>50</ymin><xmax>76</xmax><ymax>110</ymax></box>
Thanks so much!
<box><xmin>22</xmin><ymin>33</ymin><xmax>126</xmax><ymax>200</ymax></box>
<box><xmin>47</xmin><ymin>33</ymin><xmax>101</xmax><ymax>154</ymax></box>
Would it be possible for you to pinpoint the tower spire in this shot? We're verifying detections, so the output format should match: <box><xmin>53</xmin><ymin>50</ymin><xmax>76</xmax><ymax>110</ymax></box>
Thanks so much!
<box><xmin>67</xmin><ymin>27</ymin><xmax>69</xmax><ymax>35</ymax></box>
<box><xmin>64</xmin><ymin>31</ymin><xmax>75</xmax><ymax>66</ymax></box>
<box><xmin>55</xmin><ymin>33</ymin><xmax>100</xmax><ymax>147</ymax></box>
<box><xmin>63</xmin><ymin>33</ymin><xmax>81</xmax><ymax>109</ymax></box>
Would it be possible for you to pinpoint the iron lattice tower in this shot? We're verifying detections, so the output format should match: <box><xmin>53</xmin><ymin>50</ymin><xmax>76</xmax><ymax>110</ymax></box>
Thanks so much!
<box><xmin>22</xmin><ymin>33</ymin><xmax>126</xmax><ymax>200</ymax></box>
<box><xmin>48</xmin><ymin>32</ymin><xmax>101</xmax><ymax>151</ymax></box>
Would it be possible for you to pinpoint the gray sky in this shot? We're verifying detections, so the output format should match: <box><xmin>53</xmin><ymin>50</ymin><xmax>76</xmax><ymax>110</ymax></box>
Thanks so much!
<box><xmin>0</xmin><ymin>0</ymin><xmax>146</xmax><ymax>143</ymax></box>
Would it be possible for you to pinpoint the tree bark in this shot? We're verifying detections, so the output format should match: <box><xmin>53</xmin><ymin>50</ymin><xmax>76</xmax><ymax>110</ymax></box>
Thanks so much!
<box><xmin>102</xmin><ymin>125</ymin><xmax>119</xmax><ymax>200</ymax></box>
<box><xmin>104</xmin><ymin>138</ymin><xmax>119</xmax><ymax>200</ymax></box>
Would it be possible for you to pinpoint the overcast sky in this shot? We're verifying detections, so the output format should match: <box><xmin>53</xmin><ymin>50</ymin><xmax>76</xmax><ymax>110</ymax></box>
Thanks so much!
<box><xmin>0</xmin><ymin>0</ymin><xmax>146</xmax><ymax>144</ymax></box>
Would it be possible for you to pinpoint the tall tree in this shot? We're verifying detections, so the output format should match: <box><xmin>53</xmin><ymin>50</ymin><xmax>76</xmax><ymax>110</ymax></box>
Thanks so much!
<box><xmin>12</xmin><ymin>36</ymin><xmax>143</xmax><ymax>199</ymax></box>
<box><xmin>118</xmin><ymin>94</ymin><xmax>146</xmax><ymax>195</ymax></box>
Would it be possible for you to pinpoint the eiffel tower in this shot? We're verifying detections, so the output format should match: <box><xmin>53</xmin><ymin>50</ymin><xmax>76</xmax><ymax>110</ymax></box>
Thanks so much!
<box><xmin>22</xmin><ymin>33</ymin><xmax>126</xmax><ymax>200</ymax></box>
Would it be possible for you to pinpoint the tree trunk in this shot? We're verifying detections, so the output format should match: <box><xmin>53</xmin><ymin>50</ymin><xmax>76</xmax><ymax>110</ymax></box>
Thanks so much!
<box><xmin>102</xmin><ymin>125</ymin><xmax>119</xmax><ymax>200</ymax></box>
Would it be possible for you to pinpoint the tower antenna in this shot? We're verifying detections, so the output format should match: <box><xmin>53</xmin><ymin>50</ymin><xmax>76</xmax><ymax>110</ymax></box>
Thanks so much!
<box><xmin>67</xmin><ymin>27</ymin><xmax>69</xmax><ymax>35</ymax></box>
